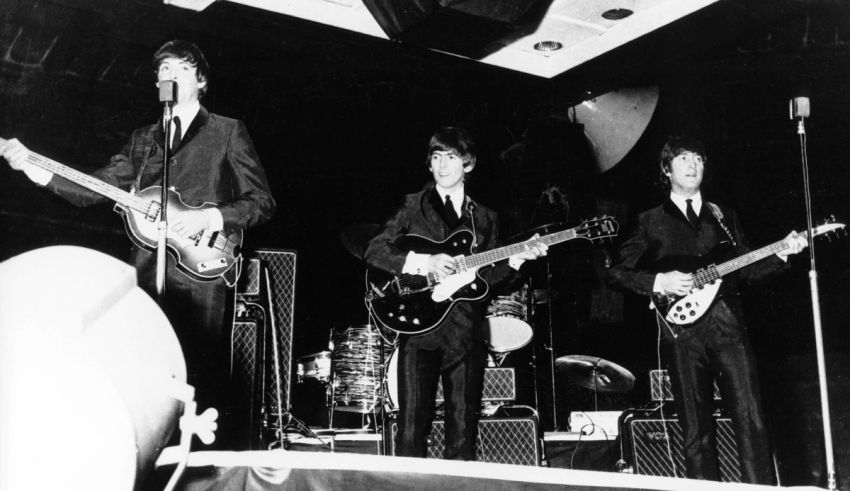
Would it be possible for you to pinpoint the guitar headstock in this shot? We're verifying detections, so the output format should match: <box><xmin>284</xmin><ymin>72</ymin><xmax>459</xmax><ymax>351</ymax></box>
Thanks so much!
<box><xmin>810</xmin><ymin>215</ymin><xmax>846</xmax><ymax>240</ymax></box>
<box><xmin>576</xmin><ymin>215</ymin><xmax>620</xmax><ymax>242</ymax></box>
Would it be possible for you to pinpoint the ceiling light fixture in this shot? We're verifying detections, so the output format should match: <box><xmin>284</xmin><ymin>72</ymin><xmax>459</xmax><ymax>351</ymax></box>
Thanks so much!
<box><xmin>602</xmin><ymin>8</ymin><xmax>634</xmax><ymax>20</ymax></box>
<box><xmin>533</xmin><ymin>41</ymin><xmax>563</xmax><ymax>52</ymax></box>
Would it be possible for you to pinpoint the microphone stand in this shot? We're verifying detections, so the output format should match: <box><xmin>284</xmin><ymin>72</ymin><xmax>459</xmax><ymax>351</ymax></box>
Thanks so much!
<box><xmin>156</xmin><ymin>81</ymin><xmax>176</xmax><ymax>298</ymax></box>
<box><xmin>793</xmin><ymin>104</ymin><xmax>837</xmax><ymax>491</ymax></box>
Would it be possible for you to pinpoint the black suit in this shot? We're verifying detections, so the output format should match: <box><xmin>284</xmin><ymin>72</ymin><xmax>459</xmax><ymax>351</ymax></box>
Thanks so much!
<box><xmin>44</xmin><ymin>106</ymin><xmax>275</xmax><ymax>427</ymax></box>
<box><xmin>606</xmin><ymin>198</ymin><xmax>787</xmax><ymax>484</ymax></box>
<box><xmin>365</xmin><ymin>183</ymin><xmax>517</xmax><ymax>459</ymax></box>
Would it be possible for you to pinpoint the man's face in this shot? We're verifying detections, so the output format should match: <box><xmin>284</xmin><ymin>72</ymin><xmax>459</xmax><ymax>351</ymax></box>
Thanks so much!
<box><xmin>667</xmin><ymin>150</ymin><xmax>704</xmax><ymax>196</ymax></box>
<box><xmin>429</xmin><ymin>149</ymin><xmax>470</xmax><ymax>191</ymax></box>
<box><xmin>156</xmin><ymin>57</ymin><xmax>205</xmax><ymax>105</ymax></box>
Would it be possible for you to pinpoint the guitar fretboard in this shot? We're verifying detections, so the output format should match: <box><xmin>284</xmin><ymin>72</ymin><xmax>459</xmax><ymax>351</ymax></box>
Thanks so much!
<box><xmin>0</xmin><ymin>138</ymin><xmax>152</xmax><ymax>215</ymax></box>
<box><xmin>458</xmin><ymin>228</ymin><xmax>579</xmax><ymax>270</ymax></box>
<box><xmin>693</xmin><ymin>228</ymin><xmax>822</xmax><ymax>288</ymax></box>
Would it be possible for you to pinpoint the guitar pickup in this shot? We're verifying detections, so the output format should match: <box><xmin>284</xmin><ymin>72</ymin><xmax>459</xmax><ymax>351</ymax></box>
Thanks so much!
<box><xmin>197</xmin><ymin>258</ymin><xmax>227</xmax><ymax>272</ymax></box>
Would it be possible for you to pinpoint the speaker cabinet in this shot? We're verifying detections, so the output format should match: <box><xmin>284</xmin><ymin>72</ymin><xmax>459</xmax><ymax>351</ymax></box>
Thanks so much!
<box><xmin>386</xmin><ymin>416</ymin><xmax>539</xmax><ymax>466</ymax></box>
<box><xmin>620</xmin><ymin>410</ymin><xmax>741</xmax><ymax>482</ymax></box>
<box><xmin>231</xmin><ymin>250</ymin><xmax>297</xmax><ymax>448</ymax></box>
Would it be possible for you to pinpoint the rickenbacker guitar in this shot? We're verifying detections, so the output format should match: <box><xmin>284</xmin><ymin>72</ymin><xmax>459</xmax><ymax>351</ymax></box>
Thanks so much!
<box><xmin>1</xmin><ymin>137</ymin><xmax>242</xmax><ymax>283</ymax></box>
<box><xmin>652</xmin><ymin>219</ymin><xmax>844</xmax><ymax>326</ymax></box>
<box><xmin>366</xmin><ymin>216</ymin><xmax>619</xmax><ymax>335</ymax></box>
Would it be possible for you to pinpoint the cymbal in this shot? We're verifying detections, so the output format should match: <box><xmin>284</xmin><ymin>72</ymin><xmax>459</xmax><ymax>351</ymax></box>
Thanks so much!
<box><xmin>340</xmin><ymin>223</ymin><xmax>380</xmax><ymax>260</ymax></box>
<box><xmin>555</xmin><ymin>354</ymin><xmax>635</xmax><ymax>393</ymax></box>
<box><xmin>507</xmin><ymin>222</ymin><xmax>566</xmax><ymax>242</ymax></box>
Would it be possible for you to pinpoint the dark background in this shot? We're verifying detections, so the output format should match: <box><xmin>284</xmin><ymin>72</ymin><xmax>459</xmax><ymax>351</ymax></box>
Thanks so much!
<box><xmin>1</xmin><ymin>0</ymin><xmax>849</xmax><ymax>487</ymax></box>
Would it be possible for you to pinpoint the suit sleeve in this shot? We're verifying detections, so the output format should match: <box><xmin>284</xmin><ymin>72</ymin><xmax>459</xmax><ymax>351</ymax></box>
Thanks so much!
<box><xmin>605</xmin><ymin>214</ymin><xmax>658</xmax><ymax>297</ymax></box>
<box><xmin>44</xmin><ymin>140</ymin><xmax>139</xmax><ymax>207</ymax></box>
<box><xmin>364</xmin><ymin>196</ymin><xmax>414</xmax><ymax>276</ymax></box>
<box><xmin>728</xmin><ymin>209</ymin><xmax>790</xmax><ymax>284</ymax></box>
<box><xmin>218</xmin><ymin>121</ymin><xmax>276</xmax><ymax>234</ymax></box>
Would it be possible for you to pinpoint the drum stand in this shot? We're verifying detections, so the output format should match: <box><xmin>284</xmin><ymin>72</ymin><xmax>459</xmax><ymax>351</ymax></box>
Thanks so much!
<box><xmin>261</xmin><ymin>266</ymin><xmax>330</xmax><ymax>450</ymax></box>
<box><xmin>528</xmin><ymin>258</ymin><xmax>560</xmax><ymax>431</ymax></box>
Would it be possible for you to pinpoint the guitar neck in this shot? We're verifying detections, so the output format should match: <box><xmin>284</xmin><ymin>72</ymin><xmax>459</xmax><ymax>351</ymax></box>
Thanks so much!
<box><xmin>0</xmin><ymin>138</ymin><xmax>149</xmax><ymax>213</ymax></box>
<box><xmin>695</xmin><ymin>236</ymin><xmax>797</xmax><ymax>287</ymax></box>
<box><xmin>463</xmin><ymin>228</ymin><xmax>578</xmax><ymax>269</ymax></box>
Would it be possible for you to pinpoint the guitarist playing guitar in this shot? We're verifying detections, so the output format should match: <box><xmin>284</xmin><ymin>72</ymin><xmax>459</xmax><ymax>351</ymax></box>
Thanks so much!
<box><xmin>364</xmin><ymin>127</ymin><xmax>546</xmax><ymax>461</ymax></box>
<box><xmin>605</xmin><ymin>135</ymin><xmax>808</xmax><ymax>484</ymax></box>
<box><xmin>2</xmin><ymin>40</ymin><xmax>275</xmax><ymax>450</ymax></box>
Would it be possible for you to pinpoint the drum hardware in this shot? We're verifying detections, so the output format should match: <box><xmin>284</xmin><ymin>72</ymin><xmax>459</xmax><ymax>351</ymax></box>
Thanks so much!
<box><xmin>253</xmin><ymin>266</ymin><xmax>329</xmax><ymax>451</ymax></box>
<box><xmin>296</xmin><ymin>351</ymin><xmax>332</xmax><ymax>383</ymax></box>
<box><xmin>556</xmin><ymin>354</ymin><xmax>635</xmax><ymax>413</ymax></box>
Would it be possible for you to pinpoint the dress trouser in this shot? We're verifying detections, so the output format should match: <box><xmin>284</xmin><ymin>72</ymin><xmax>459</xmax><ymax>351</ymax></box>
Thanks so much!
<box><xmin>135</xmin><ymin>249</ymin><xmax>237</xmax><ymax>446</ymax></box>
<box><xmin>395</xmin><ymin>330</ymin><xmax>485</xmax><ymax>459</ymax></box>
<box><xmin>666</xmin><ymin>299</ymin><xmax>775</xmax><ymax>484</ymax></box>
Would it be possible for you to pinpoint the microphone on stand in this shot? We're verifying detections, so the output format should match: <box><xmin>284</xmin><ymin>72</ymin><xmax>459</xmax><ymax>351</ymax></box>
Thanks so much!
<box><xmin>788</xmin><ymin>94</ymin><xmax>839</xmax><ymax>491</ymax></box>
<box><xmin>154</xmin><ymin>80</ymin><xmax>178</xmax><ymax>298</ymax></box>
<box><xmin>159</xmin><ymin>80</ymin><xmax>178</xmax><ymax>105</ymax></box>
<box><xmin>789</xmin><ymin>96</ymin><xmax>810</xmax><ymax>119</ymax></box>
<box><xmin>789</xmin><ymin>96</ymin><xmax>810</xmax><ymax>135</ymax></box>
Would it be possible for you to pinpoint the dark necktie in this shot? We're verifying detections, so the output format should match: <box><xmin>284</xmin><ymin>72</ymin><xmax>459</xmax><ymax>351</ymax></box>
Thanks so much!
<box><xmin>686</xmin><ymin>198</ymin><xmax>699</xmax><ymax>228</ymax></box>
<box><xmin>444</xmin><ymin>195</ymin><xmax>460</xmax><ymax>226</ymax></box>
<box><xmin>171</xmin><ymin>116</ymin><xmax>182</xmax><ymax>151</ymax></box>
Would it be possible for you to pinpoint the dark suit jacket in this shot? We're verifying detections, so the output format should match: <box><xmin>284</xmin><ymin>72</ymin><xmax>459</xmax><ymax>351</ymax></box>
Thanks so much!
<box><xmin>364</xmin><ymin>183</ymin><xmax>518</xmax><ymax>348</ymax></box>
<box><xmin>605</xmin><ymin>199</ymin><xmax>788</xmax><ymax>330</ymax></box>
<box><xmin>44</xmin><ymin>106</ymin><xmax>276</xmax><ymax>282</ymax></box>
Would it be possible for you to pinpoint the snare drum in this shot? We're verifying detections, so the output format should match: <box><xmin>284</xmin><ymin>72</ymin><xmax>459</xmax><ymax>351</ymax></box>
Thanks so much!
<box><xmin>296</xmin><ymin>351</ymin><xmax>331</xmax><ymax>383</ymax></box>
<box><xmin>485</xmin><ymin>292</ymin><xmax>533</xmax><ymax>352</ymax></box>
<box><xmin>331</xmin><ymin>325</ymin><xmax>391</xmax><ymax>413</ymax></box>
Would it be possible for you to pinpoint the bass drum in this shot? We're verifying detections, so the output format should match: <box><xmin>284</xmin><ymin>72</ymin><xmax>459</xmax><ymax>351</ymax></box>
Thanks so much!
<box><xmin>484</xmin><ymin>289</ymin><xmax>533</xmax><ymax>353</ymax></box>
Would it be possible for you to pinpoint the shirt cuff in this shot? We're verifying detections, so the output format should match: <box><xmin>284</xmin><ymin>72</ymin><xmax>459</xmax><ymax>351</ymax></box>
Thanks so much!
<box><xmin>402</xmin><ymin>251</ymin><xmax>430</xmax><ymax>275</ymax></box>
<box><xmin>508</xmin><ymin>257</ymin><xmax>525</xmax><ymax>270</ymax></box>
<box><xmin>205</xmin><ymin>208</ymin><xmax>224</xmax><ymax>231</ymax></box>
<box><xmin>652</xmin><ymin>274</ymin><xmax>664</xmax><ymax>293</ymax></box>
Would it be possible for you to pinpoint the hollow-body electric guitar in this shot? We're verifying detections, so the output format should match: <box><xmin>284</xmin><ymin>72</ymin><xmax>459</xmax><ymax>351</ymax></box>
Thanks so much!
<box><xmin>1</xmin><ymin>138</ymin><xmax>242</xmax><ymax>282</ymax></box>
<box><xmin>652</xmin><ymin>220</ymin><xmax>844</xmax><ymax>326</ymax></box>
<box><xmin>366</xmin><ymin>216</ymin><xmax>619</xmax><ymax>335</ymax></box>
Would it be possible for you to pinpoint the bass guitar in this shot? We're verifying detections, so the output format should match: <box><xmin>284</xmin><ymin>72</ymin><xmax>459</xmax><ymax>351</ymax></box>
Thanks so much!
<box><xmin>366</xmin><ymin>216</ymin><xmax>619</xmax><ymax>335</ymax></box>
<box><xmin>1</xmin><ymin>137</ymin><xmax>242</xmax><ymax>283</ymax></box>
<box><xmin>652</xmin><ymin>219</ymin><xmax>844</xmax><ymax>326</ymax></box>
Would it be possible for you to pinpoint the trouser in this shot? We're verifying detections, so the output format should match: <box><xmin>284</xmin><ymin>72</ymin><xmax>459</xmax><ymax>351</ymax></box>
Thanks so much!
<box><xmin>666</xmin><ymin>300</ymin><xmax>775</xmax><ymax>484</ymax></box>
<box><xmin>395</xmin><ymin>333</ymin><xmax>485</xmax><ymax>460</ymax></box>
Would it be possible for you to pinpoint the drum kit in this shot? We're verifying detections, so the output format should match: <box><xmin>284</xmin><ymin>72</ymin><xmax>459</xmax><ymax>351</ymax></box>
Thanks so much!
<box><xmin>291</xmin><ymin>223</ymin><xmax>635</xmax><ymax>428</ymax></box>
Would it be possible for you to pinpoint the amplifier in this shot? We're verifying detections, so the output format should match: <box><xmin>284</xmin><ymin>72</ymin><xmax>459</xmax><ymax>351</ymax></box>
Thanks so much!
<box><xmin>386</xmin><ymin>415</ymin><xmax>539</xmax><ymax>466</ymax></box>
<box><xmin>437</xmin><ymin>367</ymin><xmax>515</xmax><ymax>403</ymax></box>
<box><xmin>650</xmin><ymin>369</ymin><xmax>721</xmax><ymax>401</ymax></box>
<box><xmin>620</xmin><ymin>410</ymin><xmax>740</xmax><ymax>482</ymax></box>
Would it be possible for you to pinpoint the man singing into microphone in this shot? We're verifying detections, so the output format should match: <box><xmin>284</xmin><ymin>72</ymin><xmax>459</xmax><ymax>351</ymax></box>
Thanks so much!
<box><xmin>2</xmin><ymin>40</ymin><xmax>276</xmax><ymax>448</ymax></box>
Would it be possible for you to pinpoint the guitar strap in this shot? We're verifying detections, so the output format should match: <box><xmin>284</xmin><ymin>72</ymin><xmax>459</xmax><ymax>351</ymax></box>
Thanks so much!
<box><xmin>706</xmin><ymin>201</ymin><xmax>737</xmax><ymax>247</ymax></box>
<box><xmin>465</xmin><ymin>196</ymin><xmax>479</xmax><ymax>252</ymax></box>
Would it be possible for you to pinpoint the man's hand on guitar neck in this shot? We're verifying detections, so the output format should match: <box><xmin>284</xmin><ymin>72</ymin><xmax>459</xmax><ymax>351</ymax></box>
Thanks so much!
<box><xmin>2</xmin><ymin>138</ymin><xmax>53</xmax><ymax>186</ymax></box>
<box><xmin>508</xmin><ymin>233</ymin><xmax>549</xmax><ymax>270</ymax></box>
<box><xmin>776</xmin><ymin>230</ymin><xmax>807</xmax><ymax>261</ymax></box>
